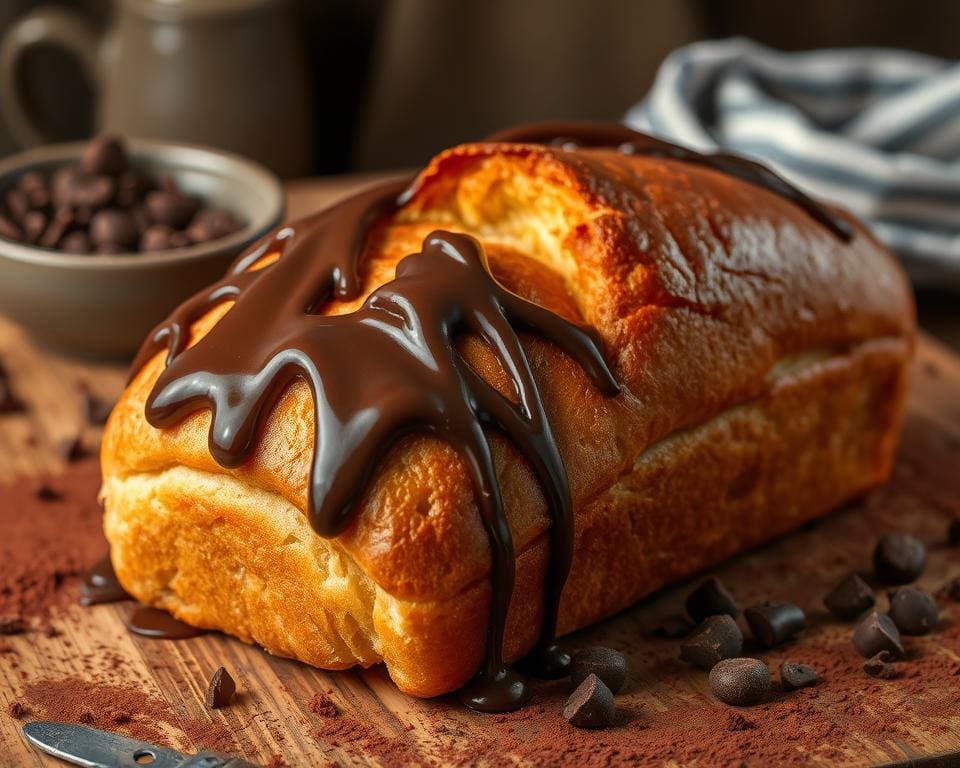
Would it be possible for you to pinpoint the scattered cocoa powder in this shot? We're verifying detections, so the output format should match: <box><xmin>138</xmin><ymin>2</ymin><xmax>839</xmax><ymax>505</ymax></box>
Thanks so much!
<box><xmin>308</xmin><ymin>692</ymin><xmax>339</xmax><ymax>718</ymax></box>
<box><xmin>0</xmin><ymin>457</ymin><xmax>108</xmax><ymax>630</ymax></box>
<box><xmin>180</xmin><ymin>717</ymin><xmax>244</xmax><ymax>756</ymax></box>
<box><xmin>22</xmin><ymin>677</ymin><xmax>170</xmax><ymax>746</ymax></box>
<box><xmin>20</xmin><ymin>676</ymin><xmax>253</xmax><ymax>757</ymax></box>
<box><xmin>313</xmin><ymin>713</ymin><xmax>422</xmax><ymax>766</ymax></box>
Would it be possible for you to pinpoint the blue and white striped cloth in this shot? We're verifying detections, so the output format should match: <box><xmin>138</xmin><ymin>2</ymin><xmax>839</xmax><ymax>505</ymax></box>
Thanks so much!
<box><xmin>626</xmin><ymin>38</ymin><xmax>960</xmax><ymax>287</ymax></box>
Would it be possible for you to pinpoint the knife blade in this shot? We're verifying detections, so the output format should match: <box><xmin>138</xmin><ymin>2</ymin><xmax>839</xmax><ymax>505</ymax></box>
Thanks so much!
<box><xmin>22</xmin><ymin>721</ymin><xmax>260</xmax><ymax>768</ymax></box>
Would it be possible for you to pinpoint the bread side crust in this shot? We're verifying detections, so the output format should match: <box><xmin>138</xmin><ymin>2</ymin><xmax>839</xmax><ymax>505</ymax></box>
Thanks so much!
<box><xmin>102</xmin><ymin>333</ymin><xmax>908</xmax><ymax>697</ymax></box>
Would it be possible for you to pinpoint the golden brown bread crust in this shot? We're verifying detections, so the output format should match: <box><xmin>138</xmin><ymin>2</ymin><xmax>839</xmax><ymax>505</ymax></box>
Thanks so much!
<box><xmin>100</xmin><ymin>142</ymin><xmax>915</xmax><ymax>697</ymax></box>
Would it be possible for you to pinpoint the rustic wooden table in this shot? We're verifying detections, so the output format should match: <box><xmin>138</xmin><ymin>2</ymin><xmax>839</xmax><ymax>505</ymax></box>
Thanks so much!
<box><xmin>1</xmin><ymin>178</ymin><xmax>959</xmax><ymax>767</ymax></box>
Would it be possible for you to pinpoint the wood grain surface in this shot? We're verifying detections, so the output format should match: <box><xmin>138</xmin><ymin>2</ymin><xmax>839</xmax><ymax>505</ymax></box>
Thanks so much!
<box><xmin>1</xmin><ymin>180</ymin><xmax>959</xmax><ymax>767</ymax></box>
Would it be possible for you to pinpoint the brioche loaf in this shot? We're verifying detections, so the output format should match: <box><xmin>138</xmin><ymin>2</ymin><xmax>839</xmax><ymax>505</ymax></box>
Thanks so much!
<box><xmin>100</xmin><ymin>137</ymin><xmax>914</xmax><ymax>700</ymax></box>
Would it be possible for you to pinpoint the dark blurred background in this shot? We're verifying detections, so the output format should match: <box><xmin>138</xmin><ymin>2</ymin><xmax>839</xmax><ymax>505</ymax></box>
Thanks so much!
<box><xmin>4</xmin><ymin>0</ymin><xmax>960</xmax><ymax>172</ymax></box>
<box><xmin>1</xmin><ymin>0</ymin><xmax>957</xmax><ymax>343</ymax></box>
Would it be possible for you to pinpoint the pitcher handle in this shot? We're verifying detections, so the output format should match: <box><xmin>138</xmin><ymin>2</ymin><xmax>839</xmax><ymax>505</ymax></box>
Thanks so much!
<box><xmin>0</xmin><ymin>6</ymin><xmax>100</xmax><ymax>148</ymax></box>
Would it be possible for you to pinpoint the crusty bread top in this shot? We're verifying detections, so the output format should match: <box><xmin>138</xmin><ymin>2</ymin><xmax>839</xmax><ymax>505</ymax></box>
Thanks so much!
<box><xmin>102</xmin><ymin>142</ymin><xmax>915</xmax><ymax>604</ymax></box>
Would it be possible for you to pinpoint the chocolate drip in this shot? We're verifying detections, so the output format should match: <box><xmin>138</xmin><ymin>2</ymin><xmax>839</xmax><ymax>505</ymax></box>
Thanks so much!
<box><xmin>130</xmin><ymin>122</ymin><xmax>851</xmax><ymax>711</ymax></box>
<box><xmin>486</xmin><ymin>122</ymin><xmax>853</xmax><ymax>241</ymax></box>
<box><xmin>130</xmin><ymin>180</ymin><xmax>413</xmax><ymax>377</ymax></box>
<box><xmin>140</xmin><ymin>216</ymin><xmax>617</xmax><ymax>710</ymax></box>
<box><xmin>80</xmin><ymin>556</ymin><xmax>131</xmax><ymax>606</ymax></box>
<box><xmin>127</xmin><ymin>606</ymin><xmax>208</xmax><ymax>639</ymax></box>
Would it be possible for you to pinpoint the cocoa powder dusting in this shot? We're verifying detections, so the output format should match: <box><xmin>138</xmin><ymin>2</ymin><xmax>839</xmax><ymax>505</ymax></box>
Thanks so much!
<box><xmin>0</xmin><ymin>458</ymin><xmax>111</xmax><ymax>630</ymax></box>
<box><xmin>313</xmin><ymin>713</ymin><xmax>423</xmax><ymax>766</ymax></box>
<box><xmin>20</xmin><ymin>676</ymin><xmax>252</xmax><ymax>757</ymax></box>
<box><xmin>22</xmin><ymin>677</ymin><xmax>170</xmax><ymax>746</ymax></box>
<box><xmin>309</xmin><ymin>692</ymin><xmax>339</xmax><ymax>718</ymax></box>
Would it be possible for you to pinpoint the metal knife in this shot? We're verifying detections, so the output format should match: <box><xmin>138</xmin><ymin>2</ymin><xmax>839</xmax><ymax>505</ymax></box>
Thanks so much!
<box><xmin>22</xmin><ymin>721</ymin><xmax>260</xmax><ymax>768</ymax></box>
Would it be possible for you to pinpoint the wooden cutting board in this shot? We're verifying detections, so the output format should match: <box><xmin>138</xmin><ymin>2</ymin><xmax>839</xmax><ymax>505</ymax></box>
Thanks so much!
<box><xmin>0</xmin><ymin>182</ymin><xmax>959</xmax><ymax>766</ymax></box>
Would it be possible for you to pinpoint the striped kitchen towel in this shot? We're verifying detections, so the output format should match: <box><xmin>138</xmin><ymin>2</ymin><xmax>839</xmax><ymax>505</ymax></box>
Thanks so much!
<box><xmin>625</xmin><ymin>38</ymin><xmax>960</xmax><ymax>287</ymax></box>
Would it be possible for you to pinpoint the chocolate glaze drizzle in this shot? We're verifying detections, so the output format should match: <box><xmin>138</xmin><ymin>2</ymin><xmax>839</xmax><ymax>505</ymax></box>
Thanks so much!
<box><xmin>127</xmin><ymin>606</ymin><xmax>209</xmax><ymax>639</ymax></box>
<box><xmin>129</xmin><ymin>123</ymin><xmax>850</xmax><ymax>711</ymax></box>
<box><xmin>80</xmin><ymin>555</ymin><xmax>131</xmax><ymax>606</ymax></box>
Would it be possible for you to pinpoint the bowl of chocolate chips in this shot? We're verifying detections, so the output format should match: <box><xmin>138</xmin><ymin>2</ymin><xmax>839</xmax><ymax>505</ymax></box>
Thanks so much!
<box><xmin>0</xmin><ymin>135</ymin><xmax>284</xmax><ymax>358</ymax></box>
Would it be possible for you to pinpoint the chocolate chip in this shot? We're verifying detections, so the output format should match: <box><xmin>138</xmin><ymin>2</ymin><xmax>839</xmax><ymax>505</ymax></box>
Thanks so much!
<box><xmin>35</xmin><ymin>484</ymin><xmax>62</xmax><ymax>501</ymax></box>
<box><xmin>145</xmin><ymin>190</ymin><xmax>198</xmax><ymax>229</ymax></box>
<box><xmin>680</xmin><ymin>614</ymin><xmax>743</xmax><ymax>670</ymax></box>
<box><xmin>744</xmin><ymin>601</ymin><xmax>806</xmax><ymax>648</ymax></box>
<box><xmin>569</xmin><ymin>647</ymin><xmax>627</xmax><ymax>694</ymax></box>
<box><xmin>51</xmin><ymin>165</ymin><xmax>83</xmax><ymax>207</ymax></box>
<box><xmin>74</xmin><ymin>205</ymin><xmax>93</xmax><ymax>226</ymax></box>
<box><xmin>90</xmin><ymin>209</ymin><xmax>138</xmax><ymax>248</ymax></box>
<box><xmin>71</xmin><ymin>175</ymin><xmax>116</xmax><ymax>209</ymax></box>
<box><xmin>58</xmin><ymin>436</ymin><xmax>87</xmax><ymax>462</ymax></box>
<box><xmin>18</xmin><ymin>170</ymin><xmax>46</xmax><ymax>193</ymax></box>
<box><xmin>0</xmin><ymin>364</ymin><xmax>24</xmax><ymax>414</ymax></box>
<box><xmin>949</xmin><ymin>519</ymin><xmax>960</xmax><ymax>547</ymax></box>
<box><xmin>21</xmin><ymin>210</ymin><xmax>46</xmax><ymax>244</ymax></box>
<box><xmin>888</xmin><ymin>586</ymin><xmax>939</xmax><ymax>635</ymax></box>
<box><xmin>39</xmin><ymin>207</ymin><xmax>74</xmax><ymax>249</ymax></box>
<box><xmin>652</xmin><ymin>613</ymin><xmax>695</xmax><ymax>638</ymax></box>
<box><xmin>26</xmin><ymin>185</ymin><xmax>50</xmax><ymax>211</ymax></box>
<box><xmin>187</xmin><ymin>208</ymin><xmax>242</xmax><ymax>243</ymax></box>
<box><xmin>60</xmin><ymin>230</ymin><xmax>92</xmax><ymax>254</ymax></box>
<box><xmin>131</xmin><ymin>205</ymin><xmax>151</xmax><ymax>235</ymax></box>
<box><xmin>709</xmin><ymin>658</ymin><xmax>770</xmax><ymax>706</ymax></box>
<box><xmin>873</xmin><ymin>532</ymin><xmax>926</xmax><ymax>584</ymax></box>
<box><xmin>82</xmin><ymin>135</ymin><xmax>128</xmax><ymax>176</ymax></box>
<box><xmin>205</xmin><ymin>666</ymin><xmax>236</xmax><ymax>708</ymax></box>
<box><xmin>19</xmin><ymin>171</ymin><xmax>49</xmax><ymax>207</ymax></box>
<box><xmin>140</xmin><ymin>224</ymin><xmax>175</xmax><ymax>252</ymax></box>
<box><xmin>686</xmin><ymin>576</ymin><xmax>740</xmax><ymax>623</ymax></box>
<box><xmin>115</xmin><ymin>171</ymin><xmax>150</xmax><ymax>207</ymax></box>
<box><xmin>824</xmin><ymin>573</ymin><xmax>875</xmax><ymax>620</ymax></box>
<box><xmin>5</xmin><ymin>187</ymin><xmax>30</xmax><ymax>220</ymax></box>
<box><xmin>0</xmin><ymin>214</ymin><xmax>23</xmax><ymax>242</ymax></box>
<box><xmin>863</xmin><ymin>650</ymin><xmax>898</xmax><ymax>679</ymax></box>
<box><xmin>562</xmin><ymin>673</ymin><xmax>615</xmax><ymax>729</ymax></box>
<box><xmin>0</xmin><ymin>616</ymin><xmax>25</xmax><ymax>635</ymax></box>
<box><xmin>82</xmin><ymin>386</ymin><xmax>113</xmax><ymax>425</ymax></box>
<box><xmin>779</xmin><ymin>661</ymin><xmax>818</xmax><ymax>691</ymax></box>
<box><xmin>8</xmin><ymin>701</ymin><xmax>27</xmax><ymax>719</ymax></box>
<box><xmin>852</xmin><ymin>610</ymin><xmax>903</xmax><ymax>658</ymax></box>
<box><xmin>168</xmin><ymin>230</ymin><xmax>192</xmax><ymax>249</ymax></box>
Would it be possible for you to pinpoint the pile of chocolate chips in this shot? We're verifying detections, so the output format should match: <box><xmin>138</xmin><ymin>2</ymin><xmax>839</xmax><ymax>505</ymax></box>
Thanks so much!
<box><xmin>659</xmin><ymin>525</ymin><xmax>960</xmax><ymax>706</ymax></box>
<box><xmin>0</xmin><ymin>135</ymin><xmax>243</xmax><ymax>254</ymax></box>
<box><xmin>660</xmin><ymin>575</ymin><xmax>817</xmax><ymax>707</ymax></box>
<box><xmin>828</xmin><ymin>530</ymin><xmax>943</xmax><ymax>678</ymax></box>
<box><xmin>562</xmin><ymin>646</ymin><xmax>628</xmax><ymax>729</ymax></box>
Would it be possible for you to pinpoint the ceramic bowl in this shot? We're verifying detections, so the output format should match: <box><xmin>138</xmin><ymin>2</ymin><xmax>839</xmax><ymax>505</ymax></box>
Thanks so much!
<box><xmin>0</xmin><ymin>140</ymin><xmax>284</xmax><ymax>359</ymax></box>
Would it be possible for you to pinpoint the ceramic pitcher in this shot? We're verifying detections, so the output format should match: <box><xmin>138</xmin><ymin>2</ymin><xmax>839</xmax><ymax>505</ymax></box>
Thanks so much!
<box><xmin>0</xmin><ymin>0</ymin><xmax>314</xmax><ymax>177</ymax></box>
